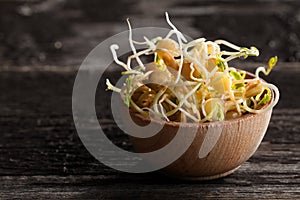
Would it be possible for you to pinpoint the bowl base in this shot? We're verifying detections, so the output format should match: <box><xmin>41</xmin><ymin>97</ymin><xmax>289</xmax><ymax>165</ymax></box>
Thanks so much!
<box><xmin>164</xmin><ymin>165</ymin><xmax>241</xmax><ymax>181</ymax></box>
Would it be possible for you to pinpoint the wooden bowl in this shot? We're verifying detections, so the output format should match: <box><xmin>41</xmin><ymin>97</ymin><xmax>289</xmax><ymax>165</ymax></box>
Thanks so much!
<box><xmin>124</xmin><ymin>74</ymin><xmax>274</xmax><ymax>180</ymax></box>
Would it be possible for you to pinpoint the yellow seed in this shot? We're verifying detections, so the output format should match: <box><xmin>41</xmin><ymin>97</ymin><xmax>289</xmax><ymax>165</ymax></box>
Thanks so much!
<box><xmin>233</xmin><ymin>89</ymin><xmax>244</xmax><ymax>98</ymax></box>
<box><xmin>181</xmin><ymin>61</ymin><xmax>201</xmax><ymax>81</ymax></box>
<box><xmin>157</xmin><ymin>51</ymin><xmax>179</xmax><ymax>70</ymax></box>
<box><xmin>156</xmin><ymin>39</ymin><xmax>180</xmax><ymax>57</ymax></box>
<box><xmin>210</xmin><ymin>72</ymin><xmax>231</xmax><ymax>94</ymax></box>
<box><xmin>207</xmin><ymin>44</ymin><xmax>213</xmax><ymax>55</ymax></box>
<box><xmin>224</xmin><ymin>100</ymin><xmax>236</xmax><ymax>112</ymax></box>
<box><xmin>205</xmin><ymin>58</ymin><xmax>217</xmax><ymax>72</ymax></box>
<box><xmin>207</xmin><ymin>42</ymin><xmax>220</xmax><ymax>56</ymax></box>
<box><xmin>244</xmin><ymin>80</ymin><xmax>263</xmax><ymax>98</ymax></box>
<box><xmin>146</xmin><ymin>62</ymin><xmax>172</xmax><ymax>84</ymax></box>
<box><xmin>204</xmin><ymin>98</ymin><xmax>224</xmax><ymax>121</ymax></box>
<box><xmin>225</xmin><ymin>110</ymin><xmax>240</xmax><ymax>120</ymax></box>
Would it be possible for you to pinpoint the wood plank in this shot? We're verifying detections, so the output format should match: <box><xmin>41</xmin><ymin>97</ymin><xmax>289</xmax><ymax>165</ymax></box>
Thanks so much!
<box><xmin>0</xmin><ymin>65</ymin><xmax>299</xmax><ymax>199</ymax></box>
<box><xmin>0</xmin><ymin>171</ymin><xmax>299</xmax><ymax>199</ymax></box>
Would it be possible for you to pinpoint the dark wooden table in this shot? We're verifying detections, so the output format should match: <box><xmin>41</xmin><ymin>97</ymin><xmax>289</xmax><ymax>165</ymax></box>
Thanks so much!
<box><xmin>0</xmin><ymin>62</ymin><xmax>299</xmax><ymax>199</ymax></box>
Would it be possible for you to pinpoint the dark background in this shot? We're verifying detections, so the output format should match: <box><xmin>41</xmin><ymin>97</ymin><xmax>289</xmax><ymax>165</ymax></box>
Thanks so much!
<box><xmin>0</xmin><ymin>0</ymin><xmax>299</xmax><ymax>67</ymax></box>
<box><xmin>0</xmin><ymin>1</ymin><xmax>299</xmax><ymax>199</ymax></box>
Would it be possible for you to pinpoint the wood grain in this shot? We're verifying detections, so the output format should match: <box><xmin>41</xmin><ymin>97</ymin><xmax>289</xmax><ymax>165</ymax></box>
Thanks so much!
<box><xmin>0</xmin><ymin>63</ymin><xmax>299</xmax><ymax>199</ymax></box>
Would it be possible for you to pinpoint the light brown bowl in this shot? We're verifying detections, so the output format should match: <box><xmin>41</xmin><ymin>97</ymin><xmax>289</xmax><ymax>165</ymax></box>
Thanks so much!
<box><xmin>125</xmin><ymin>74</ymin><xmax>274</xmax><ymax>180</ymax></box>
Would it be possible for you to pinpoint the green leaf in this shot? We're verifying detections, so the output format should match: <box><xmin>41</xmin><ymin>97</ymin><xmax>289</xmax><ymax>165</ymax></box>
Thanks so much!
<box><xmin>240</xmin><ymin>46</ymin><xmax>259</xmax><ymax>57</ymax></box>
<box><xmin>216</xmin><ymin>55</ymin><xmax>226</xmax><ymax>71</ymax></box>
<box><xmin>215</xmin><ymin>103</ymin><xmax>225</xmax><ymax>121</ymax></box>
<box><xmin>230</xmin><ymin>71</ymin><xmax>242</xmax><ymax>80</ymax></box>
<box><xmin>155</xmin><ymin>54</ymin><xmax>160</xmax><ymax>64</ymax></box>
<box><xmin>239</xmin><ymin>71</ymin><xmax>246</xmax><ymax>79</ymax></box>
<box><xmin>234</xmin><ymin>83</ymin><xmax>244</xmax><ymax>89</ymax></box>
<box><xmin>257</xmin><ymin>88</ymin><xmax>271</xmax><ymax>106</ymax></box>
<box><xmin>268</xmin><ymin>56</ymin><xmax>278</xmax><ymax>70</ymax></box>
<box><xmin>124</xmin><ymin>75</ymin><xmax>133</xmax><ymax>107</ymax></box>
<box><xmin>230</xmin><ymin>71</ymin><xmax>245</xmax><ymax>89</ymax></box>
<box><xmin>155</xmin><ymin>54</ymin><xmax>167</xmax><ymax>70</ymax></box>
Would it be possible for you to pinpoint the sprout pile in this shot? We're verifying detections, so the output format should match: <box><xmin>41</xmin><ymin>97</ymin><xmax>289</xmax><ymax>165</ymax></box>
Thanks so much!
<box><xmin>106</xmin><ymin>13</ymin><xmax>280</xmax><ymax>123</ymax></box>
